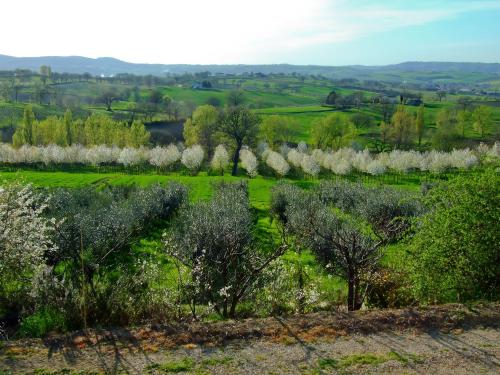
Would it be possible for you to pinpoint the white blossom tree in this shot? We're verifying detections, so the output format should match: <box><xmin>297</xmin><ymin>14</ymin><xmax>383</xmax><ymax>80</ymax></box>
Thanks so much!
<box><xmin>0</xmin><ymin>183</ymin><xmax>56</xmax><ymax>297</ymax></box>
<box><xmin>239</xmin><ymin>147</ymin><xmax>259</xmax><ymax>178</ymax></box>
<box><xmin>266</xmin><ymin>150</ymin><xmax>290</xmax><ymax>177</ymax></box>
<box><xmin>181</xmin><ymin>144</ymin><xmax>204</xmax><ymax>174</ymax></box>
<box><xmin>300</xmin><ymin>154</ymin><xmax>320</xmax><ymax>177</ymax></box>
<box><xmin>210</xmin><ymin>144</ymin><xmax>230</xmax><ymax>175</ymax></box>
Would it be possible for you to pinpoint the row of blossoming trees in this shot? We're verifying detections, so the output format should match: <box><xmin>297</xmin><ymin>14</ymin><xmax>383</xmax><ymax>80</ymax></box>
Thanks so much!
<box><xmin>1</xmin><ymin>141</ymin><xmax>498</xmax><ymax>176</ymax></box>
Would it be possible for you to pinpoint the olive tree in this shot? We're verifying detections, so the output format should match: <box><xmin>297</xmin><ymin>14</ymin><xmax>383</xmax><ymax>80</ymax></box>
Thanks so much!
<box><xmin>272</xmin><ymin>181</ymin><xmax>421</xmax><ymax>311</ymax></box>
<box><xmin>164</xmin><ymin>182</ymin><xmax>287</xmax><ymax>318</ymax></box>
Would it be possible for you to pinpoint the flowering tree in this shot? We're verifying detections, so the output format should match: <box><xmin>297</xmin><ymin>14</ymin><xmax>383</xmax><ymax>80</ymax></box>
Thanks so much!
<box><xmin>240</xmin><ymin>147</ymin><xmax>258</xmax><ymax>178</ymax></box>
<box><xmin>287</xmin><ymin>149</ymin><xmax>304</xmax><ymax>168</ymax></box>
<box><xmin>0</xmin><ymin>183</ymin><xmax>56</xmax><ymax>301</ymax></box>
<box><xmin>300</xmin><ymin>154</ymin><xmax>320</xmax><ymax>177</ymax></box>
<box><xmin>265</xmin><ymin>150</ymin><xmax>290</xmax><ymax>177</ymax></box>
<box><xmin>210</xmin><ymin>144</ymin><xmax>229</xmax><ymax>175</ymax></box>
<box><xmin>181</xmin><ymin>144</ymin><xmax>204</xmax><ymax>173</ymax></box>
<box><xmin>0</xmin><ymin>142</ymin><xmax>495</xmax><ymax>175</ymax></box>
<box><xmin>149</xmin><ymin>144</ymin><xmax>181</xmax><ymax>171</ymax></box>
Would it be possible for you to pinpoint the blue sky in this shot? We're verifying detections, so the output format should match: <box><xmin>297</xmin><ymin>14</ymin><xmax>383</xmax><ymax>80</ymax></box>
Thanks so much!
<box><xmin>1</xmin><ymin>0</ymin><xmax>499</xmax><ymax>65</ymax></box>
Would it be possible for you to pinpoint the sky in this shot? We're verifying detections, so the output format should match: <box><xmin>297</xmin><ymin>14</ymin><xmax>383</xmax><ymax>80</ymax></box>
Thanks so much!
<box><xmin>1</xmin><ymin>0</ymin><xmax>500</xmax><ymax>66</ymax></box>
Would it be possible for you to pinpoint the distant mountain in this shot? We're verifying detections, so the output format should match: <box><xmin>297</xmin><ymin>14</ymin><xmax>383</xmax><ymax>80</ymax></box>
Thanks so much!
<box><xmin>1</xmin><ymin>54</ymin><xmax>499</xmax><ymax>79</ymax></box>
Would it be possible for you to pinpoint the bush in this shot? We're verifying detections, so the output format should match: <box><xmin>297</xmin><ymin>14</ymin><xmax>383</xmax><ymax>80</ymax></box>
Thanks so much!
<box><xmin>365</xmin><ymin>267</ymin><xmax>415</xmax><ymax>308</ymax></box>
<box><xmin>407</xmin><ymin>168</ymin><xmax>500</xmax><ymax>303</ymax></box>
<box><xmin>19</xmin><ymin>308</ymin><xmax>67</xmax><ymax>337</ymax></box>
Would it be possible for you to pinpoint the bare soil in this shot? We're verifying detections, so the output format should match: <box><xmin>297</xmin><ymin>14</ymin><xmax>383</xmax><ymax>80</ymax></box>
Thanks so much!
<box><xmin>1</xmin><ymin>303</ymin><xmax>499</xmax><ymax>374</ymax></box>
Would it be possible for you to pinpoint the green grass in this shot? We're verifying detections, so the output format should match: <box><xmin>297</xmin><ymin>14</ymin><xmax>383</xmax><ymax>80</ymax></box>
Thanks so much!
<box><xmin>318</xmin><ymin>351</ymin><xmax>424</xmax><ymax>370</ymax></box>
<box><xmin>146</xmin><ymin>357</ymin><xmax>195</xmax><ymax>373</ymax></box>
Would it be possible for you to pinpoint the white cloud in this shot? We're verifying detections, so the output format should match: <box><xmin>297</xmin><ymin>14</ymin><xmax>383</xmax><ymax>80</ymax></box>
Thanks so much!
<box><xmin>0</xmin><ymin>0</ymin><xmax>498</xmax><ymax>63</ymax></box>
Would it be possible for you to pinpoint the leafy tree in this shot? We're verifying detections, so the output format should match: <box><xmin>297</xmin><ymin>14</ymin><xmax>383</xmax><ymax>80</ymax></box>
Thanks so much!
<box><xmin>472</xmin><ymin>105</ymin><xmax>493</xmax><ymax>138</ymax></box>
<box><xmin>39</xmin><ymin>65</ymin><xmax>52</xmax><ymax>84</ymax></box>
<box><xmin>206</xmin><ymin>96</ymin><xmax>222</xmax><ymax>107</ymax></box>
<box><xmin>46</xmin><ymin>184</ymin><xmax>187</xmax><ymax>325</ymax></box>
<box><xmin>351</xmin><ymin>113</ymin><xmax>374</xmax><ymax>129</ymax></box>
<box><xmin>407</xmin><ymin>169</ymin><xmax>499</xmax><ymax>302</ymax></box>
<box><xmin>219</xmin><ymin>106</ymin><xmax>260</xmax><ymax>176</ymax></box>
<box><xmin>325</xmin><ymin>91</ymin><xmax>338</xmax><ymax>105</ymax></box>
<box><xmin>183</xmin><ymin>105</ymin><xmax>219</xmax><ymax>156</ymax></box>
<box><xmin>227</xmin><ymin>90</ymin><xmax>245</xmax><ymax>107</ymax></box>
<box><xmin>456</xmin><ymin>109</ymin><xmax>470</xmax><ymax>138</ymax></box>
<box><xmin>435</xmin><ymin>90</ymin><xmax>447</xmax><ymax>102</ymax></box>
<box><xmin>12</xmin><ymin>106</ymin><xmax>36</xmax><ymax>147</ymax></box>
<box><xmin>128</xmin><ymin>120</ymin><xmax>150</xmax><ymax>147</ymax></box>
<box><xmin>415</xmin><ymin>104</ymin><xmax>425</xmax><ymax>147</ymax></box>
<box><xmin>99</xmin><ymin>87</ymin><xmax>120</xmax><ymax>111</ymax></box>
<box><xmin>386</xmin><ymin>105</ymin><xmax>415</xmax><ymax>148</ymax></box>
<box><xmin>311</xmin><ymin>113</ymin><xmax>356</xmax><ymax>150</ymax></box>
<box><xmin>259</xmin><ymin>115</ymin><xmax>294</xmax><ymax>148</ymax></box>
<box><xmin>432</xmin><ymin>108</ymin><xmax>460</xmax><ymax>151</ymax></box>
<box><xmin>148</xmin><ymin>89</ymin><xmax>164</xmax><ymax>105</ymax></box>
<box><xmin>63</xmin><ymin>109</ymin><xmax>73</xmax><ymax>145</ymax></box>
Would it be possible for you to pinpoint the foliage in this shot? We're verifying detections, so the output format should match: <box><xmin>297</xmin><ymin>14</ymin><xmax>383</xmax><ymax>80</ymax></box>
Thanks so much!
<box><xmin>219</xmin><ymin>106</ymin><xmax>260</xmax><ymax>175</ymax></box>
<box><xmin>259</xmin><ymin>115</ymin><xmax>294</xmax><ymax>147</ymax></box>
<box><xmin>311</xmin><ymin>113</ymin><xmax>356</xmax><ymax>150</ymax></box>
<box><xmin>183</xmin><ymin>105</ymin><xmax>219</xmax><ymax>155</ymax></box>
<box><xmin>386</xmin><ymin>105</ymin><xmax>415</xmax><ymax>148</ymax></box>
<box><xmin>18</xmin><ymin>307</ymin><xmax>67</xmax><ymax>337</ymax></box>
<box><xmin>272</xmin><ymin>181</ymin><xmax>420</xmax><ymax>310</ymax></box>
<box><xmin>472</xmin><ymin>105</ymin><xmax>493</xmax><ymax>138</ymax></box>
<box><xmin>164</xmin><ymin>182</ymin><xmax>286</xmax><ymax>318</ymax></box>
<box><xmin>12</xmin><ymin>111</ymin><xmax>150</xmax><ymax>148</ymax></box>
<box><xmin>407</xmin><ymin>168</ymin><xmax>500</xmax><ymax>302</ymax></box>
<box><xmin>39</xmin><ymin>183</ymin><xmax>187</xmax><ymax>326</ymax></box>
<box><xmin>0</xmin><ymin>182</ymin><xmax>56</xmax><ymax>306</ymax></box>
<box><xmin>364</xmin><ymin>266</ymin><xmax>415</xmax><ymax>308</ymax></box>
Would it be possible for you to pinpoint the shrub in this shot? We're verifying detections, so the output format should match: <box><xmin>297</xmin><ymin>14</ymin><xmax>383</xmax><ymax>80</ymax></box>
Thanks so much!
<box><xmin>18</xmin><ymin>308</ymin><xmax>67</xmax><ymax>337</ymax></box>
<box><xmin>364</xmin><ymin>267</ymin><xmax>415</xmax><ymax>308</ymax></box>
<box><xmin>407</xmin><ymin>168</ymin><xmax>500</xmax><ymax>303</ymax></box>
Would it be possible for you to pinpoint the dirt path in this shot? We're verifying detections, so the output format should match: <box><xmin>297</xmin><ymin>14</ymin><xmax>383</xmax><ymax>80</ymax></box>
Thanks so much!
<box><xmin>1</xmin><ymin>304</ymin><xmax>499</xmax><ymax>374</ymax></box>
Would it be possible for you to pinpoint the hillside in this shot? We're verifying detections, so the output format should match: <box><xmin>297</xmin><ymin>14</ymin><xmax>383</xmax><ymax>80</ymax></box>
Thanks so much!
<box><xmin>1</xmin><ymin>54</ymin><xmax>500</xmax><ymax>82</ymax></box>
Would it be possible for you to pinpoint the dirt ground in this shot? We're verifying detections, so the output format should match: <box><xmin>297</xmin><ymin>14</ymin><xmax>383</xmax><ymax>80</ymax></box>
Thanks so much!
<box><xmin>1</xmin><ymin>303</ymin><xmax>499</xmax><ymax>374</ymax></box>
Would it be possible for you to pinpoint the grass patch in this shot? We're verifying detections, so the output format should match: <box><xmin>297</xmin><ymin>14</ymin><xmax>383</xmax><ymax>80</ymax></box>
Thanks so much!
<box><xmin>146</xmin><ymin>357</ymin><xmax>195</xmax><ymax>373</ymax></box>
<box><xmin>200</xmin><ymin>356</ymin><xmax>233</xmax><ymax>367</ymax></box>
<box><xmin>317</xmin><ymin>351</ymin><xmax>424</xmax><ymax>370</ymax></box>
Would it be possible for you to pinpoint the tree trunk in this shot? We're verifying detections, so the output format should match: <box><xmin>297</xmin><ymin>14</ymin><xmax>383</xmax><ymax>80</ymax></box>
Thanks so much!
<box><xmin>347</xmin><ymin>278</ymin><xmax>355</xmax><ymax>311</ymax></box>
<box><xmin>231</xmin><ymin>142</ymin><xmax>242</xmax><ymax>176</ymax></box>
<box><xmin>229</xmin><ymin>297</ymin><xmax>238</xmax><ymax>318</ymax></box>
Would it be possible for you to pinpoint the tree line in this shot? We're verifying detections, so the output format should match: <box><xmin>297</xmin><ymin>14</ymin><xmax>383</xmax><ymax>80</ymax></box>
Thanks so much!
<box><xmin>11</xmin><ymin>106</ymin><xmax>149</xmax><ymax>148</ymax></box>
